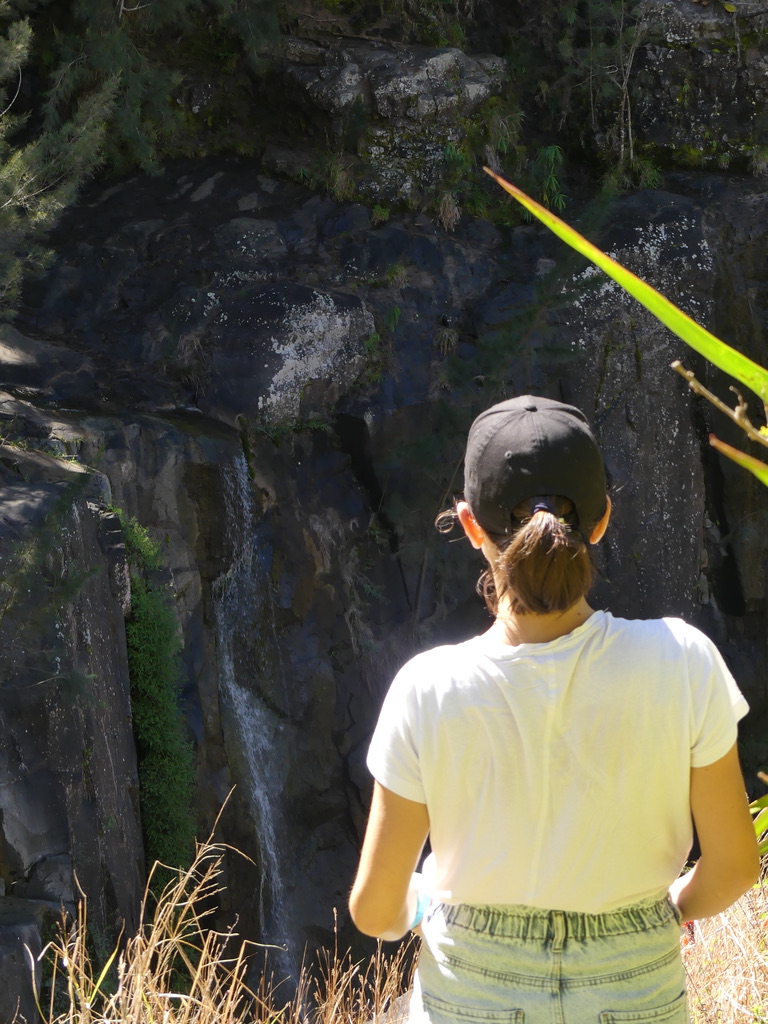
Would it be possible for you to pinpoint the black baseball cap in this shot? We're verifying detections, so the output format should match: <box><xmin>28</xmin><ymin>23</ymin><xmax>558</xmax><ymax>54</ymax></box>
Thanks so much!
<box><xmin>464</xmin><ymin>395</ymin><xmax>607</xmax><ymax>536</ymax></box>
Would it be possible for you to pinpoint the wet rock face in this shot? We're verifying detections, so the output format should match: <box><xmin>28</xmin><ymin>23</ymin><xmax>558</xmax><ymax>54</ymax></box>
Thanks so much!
<box><xmin>0</xmin><ymin>901</ymin><xmax>41</xmax><ymax>1024</ymax></box>
<box><xmin>554</xmin><ymin>191</ymin><xmax>714</xmax><ymax>621</ymax></box>
<box><xmin>0</xmin><ymin>467</ymin><xmax>144</xmax><ymax>930</ymax></box>
<box><xmin>206</xmin><ymin>281</ymin><xmax>373</xmax><ymax>423</ymax></box>
<box><xmin>6</xmin><ymin>159</ymin><xmax>768</xmax><ymax>981</ymax></box>
<box><xmin>633</xmin><ymin>1</ymin><xmax>768</xmax><ymax>170</ymax></box>
<box><xmin>0</xmin><ymin>398</ymin><xmax>245</xmax><ymax>1007</ymax></box>
<box><xmin>0</xmin><ymin>446</ymin><xmax>145</xmax><ymax>1012</ymax></box>
<box><xmin>21</xmin><ymin>160</ymin><xmax>502</xmax><ymax>434</ymax></box>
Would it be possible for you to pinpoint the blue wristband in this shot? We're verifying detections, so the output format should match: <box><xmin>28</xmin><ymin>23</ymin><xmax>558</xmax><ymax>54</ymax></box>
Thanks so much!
<box><xmin>410</xmin><ymin>889</ymin><xmax>431</xmax><ymax>930</ymax></box>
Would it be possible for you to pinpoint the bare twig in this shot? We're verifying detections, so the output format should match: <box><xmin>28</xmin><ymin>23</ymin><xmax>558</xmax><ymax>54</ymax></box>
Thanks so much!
<box><xmin>0</xmin><ymin>68</ymin><xmax>23</xmax><ymax>120</ymax></box>
<box><xmin>671</xmin><ymin>360</ymin><xmax>768</xmax><ymax>451</ymax></box>
<box><xmin>411</xmin><ymin>455</ymin><xmax>463</xmax><ymax>641</ymax></box>
<box><xmin>115</xmin><ymin>0</ymin><xmax>151</xmax><ymax>15</ymax></box>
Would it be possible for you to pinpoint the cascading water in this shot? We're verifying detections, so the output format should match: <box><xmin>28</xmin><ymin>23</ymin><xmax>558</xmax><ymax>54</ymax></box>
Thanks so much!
<box><xmin>212</xmin><ymin>455</ymin><xmax>298</xmax><ymax>982</ymax></box>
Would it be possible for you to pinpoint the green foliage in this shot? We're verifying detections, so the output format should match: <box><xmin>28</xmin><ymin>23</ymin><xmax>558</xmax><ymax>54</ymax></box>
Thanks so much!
<box><xmin>362</xmin><ymin>263</ymin><xmax>409</xmax><ymax>288</ymax></box>
<box><xmin>364</xmin><ymin>331</ymin><xmax>381</xmax><ymax>355</ymax></box>
<box><xmin>443</xmin><ymin>142</ymin><xmax>473</xmax><ymax>182</ymax></box>
<box><xmin>302</xmin><ymin>152</ymin><xmax>356</xmax><ymax>201</ymax></box>
<box><xmin>120</xmin><ymin>513</ymin><xmax>164</xmax><ymax>572</ymax></box>
<box><xmin>748</xmin><ymin>145</ymin><xmax>768</xmax><ymax>179</ymax></box>
<box><xmin>384</xmin><ymin>262</ymin><xmax>408</xmax><ymax>286</ymax></box>
<box><xmin>507</xmin><ymin>0</ymin><xmax>653</xmax><ymax>182</ymax></box>
<box><xmin>0</xmin><ymin>7</ymin><xmax>116</xmax><ymax>317</ymax></box>
<box><xmin>383</xmin><ymin>304</ymin><xmax>401</xmax><ymax>333</ymax></box>
<box><xmin>750</xmin><ymin>792</ymin><xmax>768</xmax><ymax>856</ymax></box>
<box><xmin>37</xmin><ymin>0</ymin><xmax>278</xmax><ymax>170</ymax></box>
<box><xmin>709</xmin><ymin>435</ymin><xmax>768</xmax><ymax>488</ymax></box>
<box><xmin>422</xmin><ymin>95</ymin><xmax>527</xmax><ymax>228</ymax></box>
<box><xmin>116</xmin><ymin>509</ymin><xmax>195</xmax><ymax>888</ymax></box>
<box><xmin>380</xmin><ymin>0</ymin><xmax>469</xmax><ymax>46</ymax></box>
<box><xmin>0</xmin><ymin>0</ymin><xmax>279</xmax><ymax>315</ymax></box>
<box><xmin>245</xmin><ymin>410</ymin><xmax>334</xmax><ymax>447</ymax></box>
<box><xmin>602</xmin><ymin>154</ymin><xmax>661</xmax><ymax>193</ymax></box>
<box><xmin>360</xmin><ymin>330</ymin><xmax>385</xmax><ymax>385</ymax></box>
<box><xmin>532</xmin><ymin>144</ymin><xmax>566</xmax><ymax>211</ymax></box>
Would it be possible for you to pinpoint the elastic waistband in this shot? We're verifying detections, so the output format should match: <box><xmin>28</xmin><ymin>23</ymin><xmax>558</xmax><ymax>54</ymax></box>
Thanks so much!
<box><xmin>439</xmin><ymin>896</ymin><xmax>679</xmax><ymax>941</ymax></box>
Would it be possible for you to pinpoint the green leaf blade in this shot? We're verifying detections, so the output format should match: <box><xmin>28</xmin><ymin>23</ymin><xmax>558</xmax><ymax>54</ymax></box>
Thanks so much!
<box><xmin>710</xmin><ymin>435</ymin><xmax>768</xmax><ymax>487</ymax></box>
<box><xmin>482</xmin><ymin>168</ymin><xmax>768</xmax><ymax>403</ymax></box>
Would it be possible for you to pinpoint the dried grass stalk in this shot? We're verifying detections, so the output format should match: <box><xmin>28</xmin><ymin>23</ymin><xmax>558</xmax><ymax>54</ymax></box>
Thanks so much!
<box><xmin>35</xmin><ymin>842</ymin><xmax>261</xmax><ymax>1024</ymax></box>
<box><xmin>32</xmin><ymin>840</ymin><xmax>416</xmax><ymax>1024</ymax></box>
<box><xmin>684</xmin><ymin>878</ymin><xmax>768</xmax><ymax>1024</ymax></box>
<box><xmin>41</xmin><ymin>838</ymin><xmax>767</xmax><ymax>1024</ymax></box>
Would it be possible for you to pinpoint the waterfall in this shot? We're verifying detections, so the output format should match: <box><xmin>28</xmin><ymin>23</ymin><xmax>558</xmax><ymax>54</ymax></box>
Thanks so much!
<box><xmin>212</xmin><ymin>454</ymin><xmax>298</xmax><ymax>982</ymax></box>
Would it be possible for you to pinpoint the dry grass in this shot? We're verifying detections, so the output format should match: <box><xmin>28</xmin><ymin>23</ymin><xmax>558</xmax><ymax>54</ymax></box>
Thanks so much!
<box><xmin>684</xmin><ymin>879</ymin><xmax>768</xmax><ymax>1024</ymax></box>
<box><xmin>32</xmin><ymin>839</ymin><xmax>415</xmax><ymax>1024</ymax></box>
<box><xmin>32</xmin><ymin>839</ymin><xmax>767</xmax><ymax>1024</ymax></box>
<box><xmin>310</xmin><ymin>932</ymin><xmax>414</xmax><ymax>1024</ymax></box>
<box><xmin>436</xmin><ymin>192</ymin><xmax>461</xmax><ymax>233</ymax></box>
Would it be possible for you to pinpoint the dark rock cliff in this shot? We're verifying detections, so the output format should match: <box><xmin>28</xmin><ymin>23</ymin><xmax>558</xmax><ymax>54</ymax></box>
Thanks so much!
<box><xmin>1</xmin><ymin>1</ymin><xmax>767</xmax><ymax>1011</ymax></box>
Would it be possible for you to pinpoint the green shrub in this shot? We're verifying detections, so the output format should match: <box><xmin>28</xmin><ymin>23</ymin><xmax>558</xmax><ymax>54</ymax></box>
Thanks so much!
<box><xmin>117</xmin><ymin>510</ymin><xmax>195</xmax><ymax>889</ymax></box>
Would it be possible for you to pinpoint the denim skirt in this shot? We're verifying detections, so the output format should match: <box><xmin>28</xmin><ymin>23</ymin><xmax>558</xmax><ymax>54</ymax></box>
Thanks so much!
<box><xmin>410</xmin><ymin>897</ymin><xmax>688</xmax><ymax>1024</ymax></box>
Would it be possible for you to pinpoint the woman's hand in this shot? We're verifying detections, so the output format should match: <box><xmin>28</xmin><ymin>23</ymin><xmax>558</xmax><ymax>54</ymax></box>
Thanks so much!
<box><xmin>349</xmin><ymin>782</ymin><xmax>430</xmax><ymax>940</ymax></box>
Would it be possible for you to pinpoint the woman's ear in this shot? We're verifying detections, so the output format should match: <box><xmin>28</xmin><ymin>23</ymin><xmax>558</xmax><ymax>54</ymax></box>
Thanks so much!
<box><xmin>589</xmin><ymin>496</ymin><xmax>612</xmax><ymax>544</ymax></box>
<box><xmin>457</xmin><ymin>501</ymin><xmax>487</xmax><ymax>550</ymax></box>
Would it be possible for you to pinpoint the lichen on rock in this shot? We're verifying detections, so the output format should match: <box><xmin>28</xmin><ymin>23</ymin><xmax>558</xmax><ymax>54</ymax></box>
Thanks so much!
<box><xmin>257</xmin><ymin>289</ymin><xmax>374</xmax><ymax>423</ymax></box>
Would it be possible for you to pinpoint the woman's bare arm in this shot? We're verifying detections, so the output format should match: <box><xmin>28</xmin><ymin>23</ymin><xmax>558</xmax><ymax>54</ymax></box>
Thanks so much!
<box><xmin>349</xmin><ymin>782</ymin><xmax>430</xmax><ymax>940</ymax></box>
<box><xmin>670</xmin><ymin>742</ymin><xmax>759</xmax><ymax>921</ymax></box>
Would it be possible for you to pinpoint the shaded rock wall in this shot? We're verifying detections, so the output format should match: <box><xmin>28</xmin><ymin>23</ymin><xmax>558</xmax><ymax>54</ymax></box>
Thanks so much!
<box><xmin>0</xmin><ymin>436</ymin><xmax>143</xmax><ymax>1020</ymax></box>
<box><xmin>634</xmin><ymin>1</ymin><xmax>768</xmax><ymax>171</ymax></box>
<box><xmin>0</xmin><ymin>395</ymin><xmax>246</xmax><ymax>1013</ymax></box>
<box><xmin>6</xmin><ymin>160</ymin><xmax>768</xmax><ymax>991</ymax></box>
<box><xmin>1</xmin><ymin>2</ymin><xmax>767</xmax><ymax>999</ymax></box>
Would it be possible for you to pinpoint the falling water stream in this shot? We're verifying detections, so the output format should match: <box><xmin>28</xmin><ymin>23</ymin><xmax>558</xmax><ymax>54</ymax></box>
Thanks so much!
<box><xmin>212</xmin><ymin>455</ymin><xmax>299</xmax><ymax>983</ymax></box>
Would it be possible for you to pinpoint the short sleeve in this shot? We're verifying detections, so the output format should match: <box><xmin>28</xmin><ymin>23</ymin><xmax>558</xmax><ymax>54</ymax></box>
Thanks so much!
<box><xmin>686</xmin><ymin>627</ymin><xmax>749</xmax><ymax>768</ymax></box>
<box><xmin>367</xmin><ymin>657</ymin><xmax>427</xmax><ymax>804</ymax></box>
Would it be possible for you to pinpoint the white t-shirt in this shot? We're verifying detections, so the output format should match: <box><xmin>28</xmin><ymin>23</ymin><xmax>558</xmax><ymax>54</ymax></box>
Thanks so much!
<box><xmin>367</xmin><ymin>610</ymin><xmax>749</xmax><ymax>914</ymax></box>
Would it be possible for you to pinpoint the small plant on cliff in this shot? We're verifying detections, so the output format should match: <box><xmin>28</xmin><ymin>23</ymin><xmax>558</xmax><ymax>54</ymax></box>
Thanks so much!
<box><xmin>531</xmin><ymin>145</ymin><xmax>566</xmax><ymax>211</ymax></box>
<box><xmin>437</xmin><ymin>191</ymin><xmax>462</xmax><ymax>232</ymax></box>
<box><xmin>383</xmin><ymin>304</ymin><xmax>402</xmax><ymax>335</ymax></box>
<box><xmin>117</xmin><ymin>510</ymin><xmax>196</xmax><ymax>890</ymax></box>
